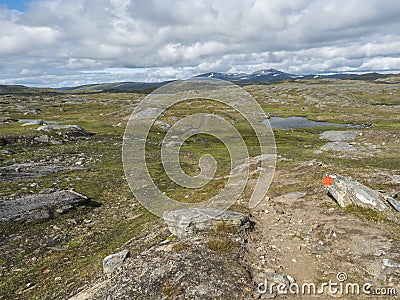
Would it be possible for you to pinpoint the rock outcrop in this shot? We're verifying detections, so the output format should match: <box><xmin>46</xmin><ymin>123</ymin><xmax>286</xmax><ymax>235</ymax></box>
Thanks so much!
<box><xmin>37</xmin><ymin>124</ymin><xmax>93</xmax><ymax>140</ymax></box>
<box><xmin>322</xmin><ymin>174</ymin><xmax>393</xmax><ymax>211</ymax></box>
<box><xmin>0</xmin><ymin>163</ymin><xmax>84</xmax><ymax>181</ymax></box>
<box><xmin>0</xmin><ymin>190</ymin><xmax>88</xmax><ymax>222</ymax></box>
<box><xmin>103</xmin><ymin>250</ymin><xmax>130</xmax><ymax>274</ymax></box>
<box><xmin>163</xmin><ymin>208</ymin><xmax>252</xmax><ymax>239</ymax></box>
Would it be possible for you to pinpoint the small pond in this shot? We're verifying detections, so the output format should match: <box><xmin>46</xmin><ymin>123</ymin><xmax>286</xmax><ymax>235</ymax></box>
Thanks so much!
<box><xmin>264</xmin><ymin>116</ymin><xmax>361</xmax><ymax>130</ymax></box>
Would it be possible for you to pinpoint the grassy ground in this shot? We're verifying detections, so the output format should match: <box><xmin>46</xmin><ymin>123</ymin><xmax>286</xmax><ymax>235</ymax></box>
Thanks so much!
<box><xmin>0</xmin><ymin>78</ymin><xmax>399</xmax><ymax>299</ymax></box>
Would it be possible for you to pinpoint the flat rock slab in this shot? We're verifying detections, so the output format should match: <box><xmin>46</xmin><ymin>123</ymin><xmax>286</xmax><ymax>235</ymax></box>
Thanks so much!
<box><xmin>320</xmin><ymin>130</ymin><xmax>360</xmax><ymax>142</ymax></box>
<box><xmin>0</xmin><ymin>163</ymin><xmax>84</xmax><ymax>181</ymax></box>
<box><xmin>163</xmin><ymin>208</ymin><xmax>250</xmax><ymax>239</ymax></box>
<box><xmin>272</xmin><ymin>192</ymin><xmax>306</xmax><ymax>205</ymax></box>
<box><xmin>103</xmin><ymin>250</ymin><xmax>130</xmax><ymax>274</ymax></box>
<box><xmin>320</xmin><ymin>141</ymin><xmax>355</xmax><ymax>153</ymax></box>
<box><xmin>323</xmin><ymin>174</ymin><xmax>388</xmax><ymax>211</ymax></box>
<box><xmin>0</xmin><ymin>190</ymin><xmax>88</xmax><ymax>222</ymax></box>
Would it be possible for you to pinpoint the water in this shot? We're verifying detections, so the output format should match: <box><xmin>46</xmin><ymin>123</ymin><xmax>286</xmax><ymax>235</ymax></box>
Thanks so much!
<box><xmin>265</xmin><ymin>116</ymin><xmax>361</xmax><ymax>130</ymax></box>
<box><xmin>66</xmin><ymin>97</ymin><xmax>88</xmax><ymax>101</ymax></box>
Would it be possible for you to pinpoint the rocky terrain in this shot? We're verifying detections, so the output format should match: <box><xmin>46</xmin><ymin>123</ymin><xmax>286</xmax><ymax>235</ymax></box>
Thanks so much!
<box><xmin>0</xmin><ymin>76</ymin><xmax>399</xmax><ymax>299</ymax></box>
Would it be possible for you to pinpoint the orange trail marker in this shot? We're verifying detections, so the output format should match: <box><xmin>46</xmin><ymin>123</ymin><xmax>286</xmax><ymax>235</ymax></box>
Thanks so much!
<box><xmin>322</xmin><ymin>175</ymin><xmax>333</xmax><ymax>187</ymax></box>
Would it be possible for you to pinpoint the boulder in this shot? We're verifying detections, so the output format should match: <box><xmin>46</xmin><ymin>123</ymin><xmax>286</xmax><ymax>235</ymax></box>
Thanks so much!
<box><xmin>103</xmin><ymin>250</ymin><xmax>130</xmax><ymax>274</ymax></box>
<box><xmin>0</xmin><ymin>190</ymin><xmax>88</xmax><ymax>222</ymax></box>
<box><xmin>20</xmin><ymin>119</ymin><xmax>45</xmax><ymax>126</ymax></box>
<box><xmin>34</xmin><ymin>134</ymin><xmax>62</xmax><ymax>144</ymax></box>
<box><xmin>387</xmin><ymin>197</ymin><xmax>400</xmax><ymax>212</ymax></box>
<box><xmin>37</xmin><ymin>124</ymin><xmax>93</xmax><ymax>139</ymax></box>
<box><xmin>383</xmin><ymin>258</ymin><xmax>400</xmax><ymax>268</ymax></box>
<box><xmin>163</xmin><ymin>208</ymin><xmax>250</xmax><ymax>239</ymax></box>
<box><xmin>320</xmin><ymin>130</ymin><xmax>360</xmax><ymax>142</ymax></box>
<box><xmin>322</xmin><ymin>174</ymin><xmax>388</xmax><ymax>211</ymax></box>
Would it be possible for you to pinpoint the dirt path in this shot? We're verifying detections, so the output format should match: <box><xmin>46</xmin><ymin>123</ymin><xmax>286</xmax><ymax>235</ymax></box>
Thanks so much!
<box><xmin>246</xmin><ymin>164</ymin><xmax>400</xmax><ymax>299</ymax></box>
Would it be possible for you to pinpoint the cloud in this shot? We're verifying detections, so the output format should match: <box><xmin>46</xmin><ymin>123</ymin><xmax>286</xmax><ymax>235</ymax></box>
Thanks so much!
<box><xmin>0</xmin><ymin>0</ymin><xmax>399</xmax><ymax>87</ymax></box>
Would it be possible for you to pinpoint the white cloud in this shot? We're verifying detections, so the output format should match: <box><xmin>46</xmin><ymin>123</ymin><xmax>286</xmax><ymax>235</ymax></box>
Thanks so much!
<box><xmin>19</xmin><ymin>68</ymin><xmax>42</xmax><ymax>76</ymax></box>
<box><xmin>0</xmin><ymin>0</ymin><xmax>399</xmax><ymax>87</ymax></box>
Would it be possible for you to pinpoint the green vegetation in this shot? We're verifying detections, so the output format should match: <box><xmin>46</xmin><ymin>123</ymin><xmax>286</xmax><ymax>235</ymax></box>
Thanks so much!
<box><xmin>0</xmin><ymin>77</ymin><xmax>399</xmax><ymax>299</ymax></box>
<box><xmin>345</xmin><ymin>204</ymin><xmax>388</xmax><ymax>223</ymax></box>
<box><xmin>171</xmin><ymin>242</ymin><xmax>190</xmax><ymax>252</ymax></box>
<box><xmin>214</xmin><ymin>222</ymin><xmax>239</xmax><ymax>234</ymax></box>
<box><xmin>206</xmin><ymin>238</ymin><xmax>240</xmax><ymax>253</ymax></box>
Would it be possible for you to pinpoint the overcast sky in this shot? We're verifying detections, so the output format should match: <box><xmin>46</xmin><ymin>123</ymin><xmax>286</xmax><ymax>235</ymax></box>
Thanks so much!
<box><xmin>0</xmin><ymin>0</ymin><xmax>400</xmax><ymax>87</ymax></box>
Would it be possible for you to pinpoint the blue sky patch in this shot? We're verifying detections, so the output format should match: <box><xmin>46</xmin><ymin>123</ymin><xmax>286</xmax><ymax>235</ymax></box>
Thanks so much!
<box><xmin>0</xmin><ymin>0</ymin><xmax>29</xmax><ymax>11</ymax></box>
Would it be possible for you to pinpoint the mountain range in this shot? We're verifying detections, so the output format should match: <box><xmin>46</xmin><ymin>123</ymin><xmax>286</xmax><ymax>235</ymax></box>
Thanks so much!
<box><xmin>0</xmin><ymin>69</ymin><xmax>398</xmax><ymax>94</ymax></box>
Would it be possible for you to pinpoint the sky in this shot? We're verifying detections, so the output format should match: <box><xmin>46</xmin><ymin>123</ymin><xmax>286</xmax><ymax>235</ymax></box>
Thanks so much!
<box><xmin>0</xmin><ymin>0</ymin><xmax>400</xmax><ymax>88</ymax></box>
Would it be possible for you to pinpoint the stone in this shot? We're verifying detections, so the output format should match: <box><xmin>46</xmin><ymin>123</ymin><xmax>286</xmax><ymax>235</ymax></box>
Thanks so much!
<box><xmin>34</xmin><ymin>134</ymin><xmax>62</xmax><ymax>144</ymax></box>
<box><xmin>0</xmin><ymin>190</ymin><xmax>88</xmax><ymax>222</ymax></box>
<box><xmin>0</xmin><ymin>149</ymin><xmax>17</xmax><ymax>155</ymax></box>
<box><xmin>163</xmin><ymin>208</ymin><xmax>251</xmax><ymax>239</ymax></box>
<box><xmin>387</xmin><ymin>197</ymin><xmax>400</xmax><ymax>212</ymax></box>
<box><xmin>322</xmin><ymin>174</ymin><xmax>388</xmax><ymax>211</ymax></box>
<box><xmin>383</xmin><ymin>259</ymin><xmax>400</xmax><ymax>268</ymax></box>
<box><xmin>103</xmin><ymin>250</ymin><xmax>130</xmax><ymax>274</ymax></box>
<box><xmin>320</xmin><ymin>130</ymin><xmax>360</xmax><ymax>142</ymax></box>
<box><xmin>272</xmin><ymin>192</ymin><xmax>306</xmax><ymax>205</ymax></box>
<box><xmin>374</xmin><ymin>250</ymin><xmax>386</xmax><ymax>257</ymax></box>
<box><xmin>0</xmin><ymin>163</ymin><xmax>84</xmax><ymax>181</ymax></box>
<box><xmin>37</xmin><ymin>124</ymin><xmax>93</xmax><ymax>139</ymax></box>
<box><xmin>73</xmin><ymin>234</ymin><xmax>253</xmax><ymax>299</ymax></box>
<box><xmin>320</xmin><ymin>142</ymin><xmax>355</xmax><ymax>153</ymax></box>
<box><xmin>55</xmin><ymin>206</ymin><xmax>74</xmax><ymax>214</ymax></box>
<box><xmin>311</xmin><ymin>244</ymin><xmax>330</xmax><ymax>255</ymax></box>
<box><xmin>154</xmin><ymin>120</ymin><xmax>171</xmax><ymax>131</ymax></box>
<box><xmin>0</xmin><ymin>117</ymin><xmax>18</xmax><ymax>123</ymax></box>
<box><xmin>20</xmin><ymin>119</ymin><xmax>44</xmax><ymax>126</ymax></box>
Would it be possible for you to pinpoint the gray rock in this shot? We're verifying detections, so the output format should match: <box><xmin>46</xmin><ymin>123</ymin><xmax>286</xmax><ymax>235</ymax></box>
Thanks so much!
<box><xmin>163</xmin><ymin>208</ymin><xmax>250</xmax><ymax>239</ymax></box>
<box><xmin>0</xmin><ymin>149</ymin><xmax>17</xmax><ymax>155</ymax></box>
<box><xmin>20</xmin><ymin>119</ymin><xmax>45</xmax><ymax>126</ymax></box>
<box><xmin>374</xmin><ymin>249</ymin><xmax>386</xmax><ymax>257</ymax></box>
<box><xmin>154</xmin><ymin>120</ymin><xmax>171</xmax><ymax>131</ymax></box>
<box><xmin>387</xmin><ymin>197</ymin><xmax>400</xmax><ymax>212</ymax></box>
<box><xmin>311</xmin><ymin>244</ymin><xmax>330</xmax><ymax>255</ymax></box>
<box><xmin>320</xmin><ymin>142</ymin><xmax>355</xmax><ymax>153</ymax></box>
<box><xmin>37</xmin><ymin>124</ymin><xmax>93</xmax><ymax>139</ymax></box>
<box><xmin>0</xmin><ymin>117</ymin><xmax>18</xmax><ymax>123</ymax></box>
<box><xmin>383</xmin><ymin>259</ymin><xmax>400</xmax><ymax>268</ymax></box>
<box><xmin>0</xmin><ymin>163</ymin><xmax>84</xmax><ymax>181</ymax></box>
<box><xmin>103</xmin><ymin>250</ymin><xmax>130</xmax><ymax>274</ymax></box>
<box><xmin>34</xmin><ymin>135</ymin><xmax>62</xmax><ymax>144</ymax></box>
<box><xmin>272</xmin><ymin>192</ymin><xmax>306</xmax><ymax>205</ymax></box>
<box><xmin>74</xmin><ymin>236</ymin><xmax>253</xmax><ymax>299</ymax></box>
<box><xmin>37</xmin><ymin>124</ymin><xmax>81</xmax><ymax>132</ymax></box>
<box><xmin>0</xmin><ymin>190</ymin><xmax>88</xmax><ymax>222</ymax></box>
<box><xmin>323</xmin><ymin>174</ymin><xmax>388</xmax><ymax>211</ymax></box>
<box><xmin>320</xmin><ymin>130</ymin><xmax>360</xmax><ymax>142</ymax></box>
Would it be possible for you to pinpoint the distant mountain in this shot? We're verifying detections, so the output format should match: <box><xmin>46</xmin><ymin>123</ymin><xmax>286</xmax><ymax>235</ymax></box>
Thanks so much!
<box><xmin>0</xmin><ymin>85</ymin><xmax>58</xmax><ymax>94</ymax></box>
<box><xmin>195</xmin><ymin>69</ymin><xmax>299</xmax><ymax>83</ymax></box>
<box><xmin>61</xmin><ymin>71</ymin><xmax>397</xmax><ymax>92</ymax></box>
<box><xmin>1</xmin><ymin>71</ymin><xmax>398</xmax><ymax>94</ymax></box>
<box><xmin>61</xmin><ymin>81</ymin><xmax>171</xmax><ymax>93</ymax></box>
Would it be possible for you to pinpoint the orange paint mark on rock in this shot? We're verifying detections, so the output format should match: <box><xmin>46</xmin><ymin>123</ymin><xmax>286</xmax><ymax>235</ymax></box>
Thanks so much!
<box><xmin>322</xmin><ymin>176</ymin><xmax>333</xmax><ymax>187</ymax></box>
